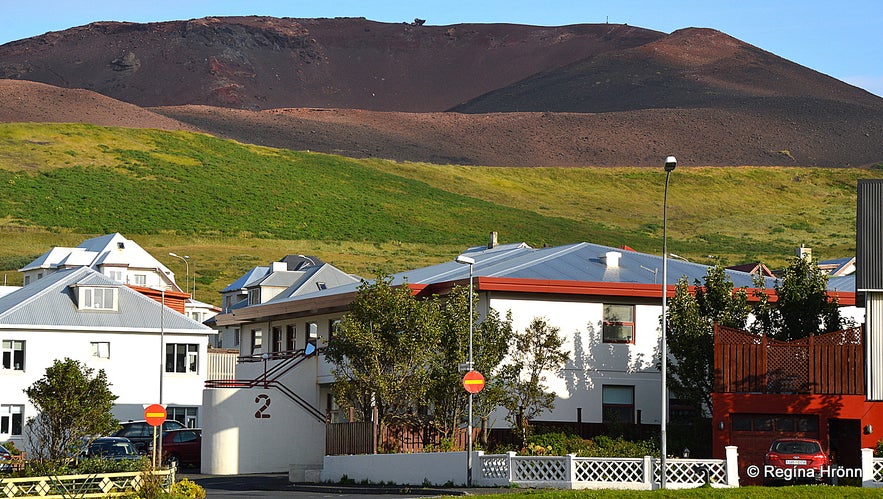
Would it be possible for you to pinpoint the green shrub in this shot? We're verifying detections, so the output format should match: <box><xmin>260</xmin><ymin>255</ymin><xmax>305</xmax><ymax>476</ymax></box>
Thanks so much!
<box><xmin>169</xmin><ymin>478</ymin><xmax>206</xmax><ymax>499</ymax></box>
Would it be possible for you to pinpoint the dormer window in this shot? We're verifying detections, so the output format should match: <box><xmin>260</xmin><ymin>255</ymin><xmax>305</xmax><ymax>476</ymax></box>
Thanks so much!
<box><xmin>77</xmin><ymin>286</ymin><xmax>119</xmax><ymax>311</ymax></box>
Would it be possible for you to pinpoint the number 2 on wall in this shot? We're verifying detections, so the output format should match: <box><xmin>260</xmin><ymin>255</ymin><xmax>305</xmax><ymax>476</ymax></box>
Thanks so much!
<box><xmin>254</xmin><ymin>394</ymin><xmax>271</xmax><ymax>419</ymax></box>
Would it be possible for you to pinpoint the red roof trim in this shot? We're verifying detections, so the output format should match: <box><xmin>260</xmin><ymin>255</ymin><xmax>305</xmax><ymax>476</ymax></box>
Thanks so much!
<box><xmin>472</xmin><ymin>277</ymin><xmax>856</xmax><ymax>305</ymax></box>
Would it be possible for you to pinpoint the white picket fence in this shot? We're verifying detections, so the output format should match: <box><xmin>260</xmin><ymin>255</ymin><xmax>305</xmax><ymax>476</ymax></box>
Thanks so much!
<box><xmin>475</xmin><ymin>447</ymin><xmax>738</xmax><ymax>490</ymax></box>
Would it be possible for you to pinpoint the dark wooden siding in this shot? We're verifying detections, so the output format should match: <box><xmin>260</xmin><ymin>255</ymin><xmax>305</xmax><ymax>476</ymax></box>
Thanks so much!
<box><xmin>714</xmin><ymin>325</ymin><xmax>864</xmax><ymax>395</ymax></box>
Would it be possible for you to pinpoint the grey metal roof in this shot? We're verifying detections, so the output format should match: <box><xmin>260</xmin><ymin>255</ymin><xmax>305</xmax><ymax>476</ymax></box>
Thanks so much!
<box><xmin>265</xmin><ymin>264</ymin><xmax>361</xmax><ymax>303</ymax></box>
<box><xmin>257</xmin><ymin>241</ymin><xmax>824</xmax><ymax>308</ymax></box>
<box><xmin>0</xmin><ymin>267</ymin><xmax>211</xmax><ymax>332</ymax></box>
<box><xmin>220</xmin><ymin>266</ymin><xmax>269</xmax><ymax>293</ymax></box>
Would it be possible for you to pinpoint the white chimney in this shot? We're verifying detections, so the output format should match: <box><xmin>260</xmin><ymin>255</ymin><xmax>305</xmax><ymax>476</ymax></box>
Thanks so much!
<box><xmin>271</xmin><ymin>261</ymin><xmax>287</xmax><ymax>272</ymax></box>
<box><xmin>602</xmin><ymin>251</ymin><xmax>622</xmax><ymax>268</ymax></box>
<box><xmin>797</xmin><ymin>245</ymin><xmax>812</xmax><ymax>261</ymax></box>
<box><xmin>488</xmin><ymin>232</ymin><xmax>498</xmax><ymax>249</ymax></box>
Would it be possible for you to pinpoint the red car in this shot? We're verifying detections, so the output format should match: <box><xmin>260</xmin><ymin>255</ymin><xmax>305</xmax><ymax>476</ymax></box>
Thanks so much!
<box><xmin>159</xmin><ymin>428</ymin><xmax>202</xmax><ymax>469</ymax></box>
<box><xmin>763</xmin><ymin>438</ymin><xmax>831</xmax><ymax>485</ymax></box>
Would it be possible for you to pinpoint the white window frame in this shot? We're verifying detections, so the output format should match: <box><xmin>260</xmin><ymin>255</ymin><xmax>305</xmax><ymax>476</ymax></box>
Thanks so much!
<box><xmin>107</xmin><ymin>270</ymin><xmax>123</xmax><ymax>283</ymax></box>
<box><xmin>2</xmin><ymin>340</ymin><xmax>25</xmax><ymax>371</ymax></box>
<box><xmin>0</xmin><ymin>404</ymin><xmax>24</xmax><ymax>436</ymax></box>
<box><xmin>134</xmin><ymin>274</ymin><xmax>147</xmax><ymax>286</ymax></box>
<box><xmin>167</xmin><ymin>406</ymin><xmax>199</xmax><ymax>428</ymax></box>
<box><xmin>90</xmin><ymin>341</ymin><xmax>110</xmax><ymax>359</ymax></box>
<box><xmin>77</xmin><ymin>286</ymin><xmax>119</xmax><ymax>311</ymax></box>
<box><xmin>166</xmin><ymin>344</ymin><xmax>199</xmax><ymax>374</ymax></box>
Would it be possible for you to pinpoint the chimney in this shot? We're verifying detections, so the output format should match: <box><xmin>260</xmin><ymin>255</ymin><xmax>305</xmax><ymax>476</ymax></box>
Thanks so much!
<box><xmin>601</xmin><ymin>251</ymin><xmax>622</xmax><ymax>268</ymax></box>
<box><xmin>488</xmin><ymin>231</ymin><xmax>498</xmax><ymax>249</ymax></box>
<box><xmin>797</xmin><ymin>245</ymin><xmax>812</xmax><ymax>261</ymax></box>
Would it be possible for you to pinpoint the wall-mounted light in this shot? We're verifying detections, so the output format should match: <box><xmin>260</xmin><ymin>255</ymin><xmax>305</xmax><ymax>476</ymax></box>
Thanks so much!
<box><xmin>865</xmin><ymin>424</ymin><xmax>873</xmax><ymax>435</ymax></box>
<box><xmin>718</xmin><ymin>421</ymin><xmax>725</xmax><ymax>431</ymax></box>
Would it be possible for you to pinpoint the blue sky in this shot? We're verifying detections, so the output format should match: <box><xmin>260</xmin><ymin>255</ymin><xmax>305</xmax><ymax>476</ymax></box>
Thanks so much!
<box><xmin>2</xmin><ymin>0</ymin><xmax>881</xmax><ymax>97</ymax></box>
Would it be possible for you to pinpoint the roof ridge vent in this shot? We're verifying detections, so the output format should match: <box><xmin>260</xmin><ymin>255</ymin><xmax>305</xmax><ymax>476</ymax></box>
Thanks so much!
<box><xmin>601</xmin><ymin>251</ymin><xmax>622</xmax><ymax>268</ymax></box>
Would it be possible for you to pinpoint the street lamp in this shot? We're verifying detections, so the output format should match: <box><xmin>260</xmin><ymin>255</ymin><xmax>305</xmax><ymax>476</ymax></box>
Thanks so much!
<box><xmin>168</xmin><ymin>253</ymin><xmax>190</xmax><ymax>295</ymax></box>
<box><xmin>455</xmin><ymin>254</ymin><xmax>475</xmax><ymax>487</ymax></box>
<box><xmin>661</xmin><ymin>155</ymin><xmax>676</xmax><ymax>488</ymax></box>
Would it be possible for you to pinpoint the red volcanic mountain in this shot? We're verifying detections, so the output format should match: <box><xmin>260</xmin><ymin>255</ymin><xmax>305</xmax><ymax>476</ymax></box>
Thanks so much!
<box><xmin>1</xmin><ymin>16</ymin><xmax>881</xmax><ymax>167</ymax></box>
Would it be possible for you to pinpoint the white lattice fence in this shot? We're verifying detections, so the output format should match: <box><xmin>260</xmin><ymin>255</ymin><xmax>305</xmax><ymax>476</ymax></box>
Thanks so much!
<box><xmin>512</xmin><ymin>456</ymin><xmax>568</xmax><ymax>482</ymax></box>
<box><xmin>654</xmin><ymin>459</ymin><xmax>727</xmax><ymax>485</ymax></box>
<box><xmin>573</xmin><ymin>457</ymin><xmax>644</xmax><ymax>483</ymax></box>
<box><xmin>474</xmin><ymin>451</ymin><xmax>737</xmax><ymax>490</ymax></box>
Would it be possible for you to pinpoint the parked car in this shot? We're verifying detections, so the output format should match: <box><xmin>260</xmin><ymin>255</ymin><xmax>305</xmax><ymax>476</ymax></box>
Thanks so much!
<box><xmin>82</xmin><ymin>437</ymin><xmax>141</xmax><ymax>461</ymax></box>
<box><xmin>763</xmin><ymin>438</ymin><xmax>831</xmax><ymax>485</ymax></box>
<box><xmin>0</xmin><ymin>445</ymin><xmax>12</xmax><ymax>472</ymax></box>
<box><xmin>157</xmin><ymin>428</ymin><xmax>202</xmax><ymax>468</ymax></box>
<box><xmin>112</xmin><ymin>419</ymin><xmax>186</xmax><ymax>453</ymax></box>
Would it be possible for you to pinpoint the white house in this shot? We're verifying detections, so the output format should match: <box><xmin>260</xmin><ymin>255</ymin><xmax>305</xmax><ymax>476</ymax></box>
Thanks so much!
<box><xmin>209</xmin><ymin>256</ymin><xmax>360</xmax><ymax>351</ymax></box>
<box><xmin>19</xmin><ymin>233</ymin><xmax>219</xmax><ymax>326</ymax></box>
<box><xmin>0</xmin><ymin>267</ymin><xmax>214</xmax><ymax>451</ymax></box>
<box><xmin>202</xmin><ymin>238</ymin><xmax>859</xmax><ymax>477</ymax></box>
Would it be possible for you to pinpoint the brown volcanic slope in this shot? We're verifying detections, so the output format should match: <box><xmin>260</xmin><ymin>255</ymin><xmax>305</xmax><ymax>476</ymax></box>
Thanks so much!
<box><xmin>0</xmin><ymin>80</ymin><xmax>198</xmax><ymax>130</ymax></box>
<box><xmin>0</xmin><ymin>17</ymin><xmax>661</xmax><ymax>111</ymax></box>
<box><xmin>1</xmin><ymin>17</ymin><xmax>881</xmax><ymax>167</ymax></box>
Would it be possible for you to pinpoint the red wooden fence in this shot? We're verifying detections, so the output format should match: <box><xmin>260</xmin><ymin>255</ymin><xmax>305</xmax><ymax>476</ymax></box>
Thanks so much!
<box><xmin>714</xmin><ymin>325</ymin><xmax>863</xmax><ymax>395</ymax></box>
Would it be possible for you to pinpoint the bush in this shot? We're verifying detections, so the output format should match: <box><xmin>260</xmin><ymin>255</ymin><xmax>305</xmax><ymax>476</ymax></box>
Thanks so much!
<box><xmin>521</xmin><ymin>431</ymin><xmax>658</xmax><ymax>458</ymax></box>
<box><xmin>169</xmin><ymin>478</ymin><xmax>206</xmax><ymax>499</ymax></box>
<box><xmin>2</xmin><ymin>441</ymin><xmax>22</xmax><ymax>455</ymax></box>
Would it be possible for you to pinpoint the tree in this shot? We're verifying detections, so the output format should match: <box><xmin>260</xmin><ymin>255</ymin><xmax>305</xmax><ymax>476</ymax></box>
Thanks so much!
<box><xmin>666</xmin><ymin>266</ymin><xmax>750</xmax><ymax>416</ymax></box>
<box><xmin>324</xmin><ymin>275</ymin><xmax>442</xmax><ymax>427</ymax></box>
<box><xmin>498</xmin><ymin>317</ymin><xmax>569</xmax><ymax>447</ymax></box>
<box><xmin>762</xmin><ymin>256</ymin><xmax>845</xmax><ymax>341</ymax></box>
<box><xmin>424</xmin><ymin>285</ymin><xmax>511</xmax><ymax>443</ymax></box>
<box><xmin>25</xmin><ymin>358</ymin><xmax>118</xmax><ymax>461</ymax></box>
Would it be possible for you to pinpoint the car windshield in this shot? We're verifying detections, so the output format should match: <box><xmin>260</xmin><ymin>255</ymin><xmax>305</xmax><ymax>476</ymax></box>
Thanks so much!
<box><xmin>773</xmin><ymin>440</ymin><xmax>821</xmax><ymax>454</ymax></box>
<box><xmin>92</xmin><ymin>441</ymin><xmax>137</xmax><ymax>457</ymax></box>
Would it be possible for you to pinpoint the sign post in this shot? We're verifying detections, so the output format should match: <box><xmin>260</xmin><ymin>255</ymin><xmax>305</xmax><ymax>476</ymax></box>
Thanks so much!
<box><xmin>144</xmin><ymin>404</ymin><xmax>166</xmax><ymax>468</ymax></box>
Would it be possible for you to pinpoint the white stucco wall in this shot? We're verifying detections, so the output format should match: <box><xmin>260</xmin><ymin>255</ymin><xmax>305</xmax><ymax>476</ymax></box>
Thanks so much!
<box><xmin>0</xmin><ymin>327</ymin><xmax>209</xmax><ymax>450</ymax></box>
<box><xmin>486</xmin><ymin>293</ymin><xmax>664</xmax><ymax>426</ymax></box>
<box><xmin>201</xmin><ymin>355</ymin><xmax>326</xmax><ymax>475</ymax></box>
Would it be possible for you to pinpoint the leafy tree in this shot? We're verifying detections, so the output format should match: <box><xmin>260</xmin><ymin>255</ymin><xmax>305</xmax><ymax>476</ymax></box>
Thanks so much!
<box><xmin>325</xmin><ymin>275</ymin><xmax>442</xmax><ymax>427</ymax></box>
<box><xmin>425</xmin><ymin>285</ymin><xmax>511</xmax><ymax>444</ymax></box>
<box><xmin>25</xmin><ymin>358</ymin><xmax>118</xmax><ymax>461</ymax></box>
<box><xmin>666</xmin><ymin>266</ymin><xmax>750</xmax><ymax>416</ymax></box>
<box><xmin>498</xmin><ymin>317</ymin><xmax>569</xmax><ymax>447</ymax></box>
<box><xmin>763</xmin><ymin>256</ymin><xmax>845</xmax><ymax>341</ymax></box>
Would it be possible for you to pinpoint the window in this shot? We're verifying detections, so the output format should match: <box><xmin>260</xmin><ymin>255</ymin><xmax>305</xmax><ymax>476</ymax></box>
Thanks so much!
<box><xmin>0</xmin><ymin>404</ymin><xmax>24</xmax><ymax>436</ymax></box>
<box><xmin>234</xmin><ymin>328</ymin><xmax>240</xmax><ymax>347</ymax></box>
<box><xmin>166</xmin><ymin>344</ymin><xmax>198</xmax><ymax>373</ymax></box>
<box><xmin>286</xmin><ymin>325</ymin><xmax>296</xmax><ymax>351</ymax></box>
<box><xmin>77</xmin><ymin>286</ymin><xmax>118</xmax><ymax>311</ymax></box>
<box><xmin>251</xmin><ymin>329</ymin><xmax>263</xmax><ymax>354</ymax></box>
<box><xmin>107</xmin><ymin>270</ymin><xmax>123</xmax><ymax>282</ymax></box>
<box><xmin>134</xmin><ymin>274</ymin><xmax>147</xmax><ymax>286</ymax></box>
<box><xmin>603</xmin><ymin>304</ymin><xmax>635</xmax><ymax>343</ymax></box>
<box><xmin>307</xmin><ymin>322</ymin><xmax>318</xmax><ymax>349</ymax></box>
<box><xmin>24</xmin><ymin>275</ymin><xmax>30</xmax><ymax>286</ymax></box>
<box><xmin>37</xmin><ymin>273</ymin><xmax>43</xmax><ymax>280</ymax></box>
<box><xmin>316</xmin><ymin>281</ymin><xmax>327</xmax><ymax>290</ymax></box>
<box><xmin>602</xmin><ymin>385</ymin><xmax>634</xmax><ymax>424</ymax></box>
<box><xmin>167</xmin><ymin>406</ymin><xmax>198</xmax><ymax>428</ymax></box>
<box><xmin>2</xmin><ymin>340</ymin><xmax>24</xmax><ymax>370</ymax></box>
<box><xmin>272</xmin><ymin>327</ymin><xmax>283</xmax><ymax>352</ymax></box>
<box><xmin>248</xmin><ymin>289</ymin><xmax>260</xmax><ymax>305</ymax></box>
<box><xmin>91</xmin><ymin>342</ymin><xmax>110</xmax><ymax>359</ymax></box>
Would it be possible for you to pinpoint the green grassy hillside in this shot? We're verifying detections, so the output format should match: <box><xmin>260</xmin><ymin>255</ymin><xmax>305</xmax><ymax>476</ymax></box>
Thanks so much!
<box><xmin>0</xmin><ymin>123</ymin><xmax>876</xmax><ymax>305</ymax></box>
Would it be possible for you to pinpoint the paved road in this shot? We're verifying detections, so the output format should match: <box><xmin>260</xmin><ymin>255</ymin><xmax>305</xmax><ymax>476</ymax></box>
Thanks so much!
<box><xmin>183</xmin><ymin>470</ymin><xmax>477</xmax><ymax>499</ymax></box>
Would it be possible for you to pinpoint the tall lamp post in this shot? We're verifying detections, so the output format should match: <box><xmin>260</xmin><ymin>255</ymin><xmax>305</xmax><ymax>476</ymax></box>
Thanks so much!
<box><xmin>660</xmin><ymin>155</ymin><xmax>677</xmax><ymax>488</ymax></box>
<box><xmin>455</xmin><ymin>254</ymin><xmax>475</xmax><ymax>487</ymax></box>
<box><xmin>169</xmin><ymin>253</ymin><xmax>190</xmax><ymax>295</ymax></box>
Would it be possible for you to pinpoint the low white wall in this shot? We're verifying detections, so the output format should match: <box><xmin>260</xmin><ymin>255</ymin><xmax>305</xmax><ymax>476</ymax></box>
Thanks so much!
<box><xmin>323</xmin><ymin>451</ymin><xmax>469</xmax><ymax>486</ymax></box>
